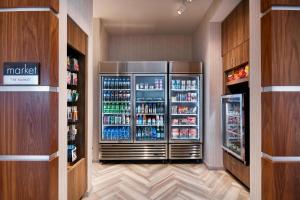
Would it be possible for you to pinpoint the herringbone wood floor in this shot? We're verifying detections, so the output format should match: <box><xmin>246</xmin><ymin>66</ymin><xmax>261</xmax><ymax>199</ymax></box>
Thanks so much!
<box><xmin>84</xmin><ymin>163</ymin><xmax>249</xmax><ymax>200</ymax></box>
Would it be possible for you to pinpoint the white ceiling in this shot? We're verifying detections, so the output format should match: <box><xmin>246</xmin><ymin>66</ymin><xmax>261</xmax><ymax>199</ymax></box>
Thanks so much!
<box><xmin>93</xmin><ymin>0</ymin><xmax>214</xmax><ymax>35</ymax></box>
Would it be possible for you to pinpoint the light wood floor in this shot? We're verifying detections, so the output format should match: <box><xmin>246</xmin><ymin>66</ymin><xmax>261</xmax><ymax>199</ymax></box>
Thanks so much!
<box><xmin>84</xmin><ymin>162</ymin><xmax>249</xmax><ymax>200</ymax></box>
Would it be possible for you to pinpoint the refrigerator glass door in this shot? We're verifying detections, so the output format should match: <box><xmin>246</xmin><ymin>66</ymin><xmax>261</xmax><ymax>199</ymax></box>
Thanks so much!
<box><xmin>134</xmin><ymin>75</ymin><xmax>167</xmax><ymax>142</ymax></box>
<box><xmin>222</xmin><ymin>94</ymin><xmax>245</xmax><ymax>161</ymax></box>
<box><xmin>169</xmin><ymin>75</ymin><xmax>201</xmax><ymax>142</ymax></box>
<box><xmin>100</xmin><ymin>75</ymin><xmax>132</xmax><ymax>142</ymax></box>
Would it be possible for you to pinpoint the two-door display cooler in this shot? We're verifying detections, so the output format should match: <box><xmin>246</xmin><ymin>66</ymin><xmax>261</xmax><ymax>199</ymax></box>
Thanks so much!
<box><xmin>168</xmin><ymin>62</ymin><xmax>203</xmax><ymax>160</ymax></box>
<box><xmin>221</xmin><ymin>94</ymin><xmax>246</xmax><ymax>163</ymax></box>
<box><xmin>99</xmin><ymin>62</ymin><xmax>168</xmax><ymax>160</ymax></box>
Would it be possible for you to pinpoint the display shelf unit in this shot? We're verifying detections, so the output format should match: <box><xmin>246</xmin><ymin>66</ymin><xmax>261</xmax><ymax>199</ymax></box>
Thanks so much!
<box><xmin>67</xmin><ymin>16</ymin><xmax>87</xmax><ymax>200</ymax></box>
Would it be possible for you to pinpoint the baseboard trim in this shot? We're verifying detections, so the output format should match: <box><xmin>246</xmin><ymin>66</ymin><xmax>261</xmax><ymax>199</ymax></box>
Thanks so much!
<box><xmin>204</xmin><ymin>160</ymin><xmax>224</xmax><ymax>170</ymax></box>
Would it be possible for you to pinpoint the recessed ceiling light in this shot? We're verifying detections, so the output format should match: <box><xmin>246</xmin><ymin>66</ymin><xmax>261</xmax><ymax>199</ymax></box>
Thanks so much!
<box><xmin>177</xmin><ymin>5</ymin><xmax>186</xmax><ymax>15</ymax></box>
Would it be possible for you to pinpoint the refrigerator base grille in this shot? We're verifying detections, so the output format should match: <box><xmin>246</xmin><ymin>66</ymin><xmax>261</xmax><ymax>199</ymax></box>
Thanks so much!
<box><xmin>100</xmin><ymin>144</ymin><xmax>168</xmax><ymax>160</ymax></box>
<box><xmin>169</xmin><ymin>144</ymin><xmax>202</xmax><ymax>160</ymax></box>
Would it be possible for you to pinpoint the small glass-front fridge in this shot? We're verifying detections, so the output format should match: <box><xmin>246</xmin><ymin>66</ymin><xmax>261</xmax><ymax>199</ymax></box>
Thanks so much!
<box><xmin>100</xmin><ymin>75</ymin><xmax>133</xmax><ymax>143</ymax></box>
<box><xmin>221</xmin><ymin>94</ymin><xmax>246</xmax><ymax>162</ymax></box>
<box><xmin>134</xmin><ymin>74</ymin><xmax>168</xmax><ymax>143</ymax></box>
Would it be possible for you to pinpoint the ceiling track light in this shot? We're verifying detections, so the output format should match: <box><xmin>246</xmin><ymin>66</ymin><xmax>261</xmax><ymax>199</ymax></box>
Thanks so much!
<box><xmin>177</xmin><ymin>0</ymin><xmax>192</xmax><ymax>15</ymax></box>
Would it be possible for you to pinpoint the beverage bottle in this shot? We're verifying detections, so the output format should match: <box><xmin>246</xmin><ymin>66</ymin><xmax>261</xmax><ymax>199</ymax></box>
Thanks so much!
<box><xmin>152</xmin><ymin>127</ymin><xmax>157</xmax><ymax>140</ymax></box>
<box><xmin>103</xmin><ymin>103</ymin><xmax>107</xmax><ymax>113</ymax></box>
<box><xmin>116</xmin><ymin>103</ymin><xmax>119</xmax><ymax>113</ymax></box>
<box><xmin>156</xmin><ymin>115</ymin><xmax>160</xmax><ymax>125</ymax></box>
<box><xmin>159</xmin><ymin>79</ymin><xmax>163</xmax><ymax>89</ymax></box>
<box><xmin>153</xmin><ymin>104</ymin><xmax>156</xmax><ymax>114</ymax></box>
<box><xmin>160</xmin><ymin>127</ymin><xmax>165</xmax><ymax>139</ymax></box>
<box><xmin>127</xmin><ymin>78</ymin><xmax>130</xmax><ymax>89</ymax></box>
<box><xmin>121</xmin><ymin>127</ymin><xmax>126</xmax><ymax>140</ymax></box>
<box><xmin>152</xmin><ymin>117</ymin><xmax>155</xmax><ymax>125</ymax></box>
<box><xmin>145</xmin><ymin>104</ymin><xmax>148</xmax><ymax>114</ymax></box>
<box><xmin>147</xmin><ymin>117</ymin><xmax>151</xmax><ymax>125</ymax></box>
<box><xmin>137</xmin><ymin>128</ymin><xmax>141</xmax><ymax>140</ymax></box>
<box><xmin>126</xmin><ymin>115</ymin><xmax>130</xmax><ymax>125</ymax></box>
<box><xmin>106</xmin><ymin>128</ymin><xmax>110</xmax><ymax>140</ymax></box>
<box><xmin>103</xmin><ymin>78</ymin><xmax>107</xmax><ymax>89</ymax></box>
<box><xmin>143</xmin><ymin>115</ymin><xmax>147</xmax><ymax>125</ymax></box>
<box><xmin>156</xmin><ymin>127</ymin><xmax>160</xmax><ymax>140</ymax></box>
<box><xmin>141</xmin><ymin>104</ymin><xmax>145</xmax><ymax>114</ymax></box>
<box><xmin>137</xmin><ymin>104</ymin><xmax>140</xmax><ymax>114</ymax></box>
<box><xmin>160</xmin><ymin>116</ymin><xmax>164</xmax><ymax>124</ymax></box>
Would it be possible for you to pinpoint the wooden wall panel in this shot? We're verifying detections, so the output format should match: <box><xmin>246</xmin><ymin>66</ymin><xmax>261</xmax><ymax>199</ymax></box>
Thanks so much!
<box><xmin>262</xmin><ymin>92</ymin><xmax>300</xmax><ymax>156</ymax></box>
<box><xmin>67</xmin><ymin>158</ymin><xmax>87</xmax><ymax>200</ymax></box>
<box><xmin>223</xmin><ymin>151</ymin><xmax>250</xmax><ymax>187</ymax></box>
<box><xmin>67</xmin><ymin>17</ymin><xmax>87</xmax><ymax>55</ymax></box>
<box><xmin>261</xmin><ymin>0</ymin><xmax>300</xmax><ymax>12</ymax></box>
<box><xmin>262</xmin><ymin>158</ymin><xmax>300</xmax><ymax>200</ymax></box>
<box><xmin>261</xmin><ymin>11</ymin><xmax>300</xmax><ymax>86</ymax></box>
<box><xmin>0</xmin><ymin>0</ymin><xmax>59</xmax><ymax>13</ymax></box>
<box><xmin>0</xmin><ymin>11</ymin><xmax>59</xmax><ymax>86</ymax></box>
<box><xmin>0</xmin><ymin>92</ymin><xmax>58</xmax><ymax>155</ymax></box>
<box><xmin>0</xmin><ymin>158</ymin><xmax>58</xmax><ymax>200</ymax></box>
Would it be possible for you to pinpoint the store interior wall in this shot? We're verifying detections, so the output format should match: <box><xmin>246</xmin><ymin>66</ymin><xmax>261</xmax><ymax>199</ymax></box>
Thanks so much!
<box><xmin>108</xmin><ymin>34</ymin><xmax>193</xmax><ymax>61</ymax></box>
<box><xmin>249</xmin><ymin>0</ymin><xmax>262</xmax><ymax>199</ymax></box>
<box><xmin>59</xmin><ymin>1</ymin><xmax>94</xmax><ymax>199</ymax></box>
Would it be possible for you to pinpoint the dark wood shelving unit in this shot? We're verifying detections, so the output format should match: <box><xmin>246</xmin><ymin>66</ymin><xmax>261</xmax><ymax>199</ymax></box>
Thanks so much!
<box><xmin>67</xmin><ymin>16</ymin><xmax>88</xmax><ymax>200</ymax></box>
<box><xmin>226</xmin><ymin>77</ymin><xmax>249</xmax><ymax>86</ymax></box>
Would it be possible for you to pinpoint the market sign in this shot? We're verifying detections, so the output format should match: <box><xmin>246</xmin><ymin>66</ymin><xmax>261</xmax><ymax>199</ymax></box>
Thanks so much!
<box><xmin>3</xmin><ymin>62</ymin><xmax>39</xmax><ymax>85</ymax></box>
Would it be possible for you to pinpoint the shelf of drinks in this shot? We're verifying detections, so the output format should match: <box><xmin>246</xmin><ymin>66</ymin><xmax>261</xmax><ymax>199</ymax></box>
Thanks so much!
<box><xmin>103</xmin><ymin>124</ymin><xmax>131</xmax><ymax>127</ymax></box>
<box><xmin>171</xmin><ymin>89</ymin><xmax>198</xmax><ymax>92</ymax></box>
<box><xmin>171</xmin><ymin>101</ymin><xmax>197</xmax><ymax>103</ymax></box>
<box><xmin>102</xmin><ymin>113</ymin><xmax>131</xmax><ymax>115</ymax></box>
<box><xmin>136</xmin><ymin>125</ymin><xmax>164</xmax><ymax>127</ymax></box>
<box><xmin>102</xmin><ymin>89</ymin><xmax>131</xmax><ymax>91</ymax></box>
<box><xmin>171</xmin><ymin>113</ymin><xmax>197</xmax><ymax>116</ymax></box>
<box><xmin>171</xmin><ymin>137</ymin><xmax>199</xmax><ymax>140</ymax></box>
<box><xmin>103</xmin><ymin>101</ymin><xmax>130</xmax><ymax>103</ymax></box>
<box><xmin>136</xmin><ymin>89</ymin><xmax>164</xmax><ymax>91</ymax></box>
<box><xmin>136</xmin><ymin>113</ymin><xmax>164</xmax><ymax>115</ymax></box>
<box><xmin>171</xmin><ymin>125</ymin><xmax>198</xmax><ymax>127</ymax></box>
<box><xmin>136</xmin><ymin>101</ymin><xmax>165</xmax><ymax>103</ymax></box>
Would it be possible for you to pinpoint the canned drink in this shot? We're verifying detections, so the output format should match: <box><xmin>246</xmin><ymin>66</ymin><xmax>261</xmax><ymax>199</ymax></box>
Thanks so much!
<box><xmin>187</xmin><ymin>80</ymin><xmax>191</xmax><ymax>90</ymax></box>
<box><xmin>176</xmin><ymin>80</ymin><xmax>181</xmax><ymax>89</ymax></box>
<box><xmin>172</xmin><ymin>80</ymin><xmax>176</xmax><ymax>89</ymax></box>
<box><xmin>192</xmin><ymin>80</ymin><xmax>196</xmax><ymax>89</ymax></box>
<box><xmin>181</xmin><ymin>80</ymin><xmax>186</xmax><ymax>90</ymax></box>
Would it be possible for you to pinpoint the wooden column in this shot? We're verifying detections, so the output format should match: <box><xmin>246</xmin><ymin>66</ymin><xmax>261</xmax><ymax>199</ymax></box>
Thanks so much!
<box><xmin>261</xmin><ymin>1</ymin><xmax>300</xmax><ymax>199</ymax></box>
<box><xmin>0</xmin><ymin>1</ymin><xmax>59</xmax><ymax>200</ymax></box>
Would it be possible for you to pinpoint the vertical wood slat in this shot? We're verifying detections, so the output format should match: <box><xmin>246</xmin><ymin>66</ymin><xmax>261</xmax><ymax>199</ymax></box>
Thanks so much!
<box><xmin>0</xmin><ymin>11</ymin><xmax>59</xmax><ymax>86</ymax></box>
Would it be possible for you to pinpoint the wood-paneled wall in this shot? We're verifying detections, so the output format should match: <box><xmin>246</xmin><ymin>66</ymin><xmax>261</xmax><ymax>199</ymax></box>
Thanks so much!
<box><xmin>221</xmin><ymin>0</ymin><xmax>250</xmax><ymax>188</ymax></box>
<box><xmin>261</xmin><ymin>1</ymin><xmax>300</xmax><ymax>199</ymax></box>
<box><xmin>0</xmin><ymin>1</ymin><xmax>59</xmax><ymax>199</ymax></box>
<box><xmin>0</xmin><ymin>0</ymin><xmax>59</xmax><ymax>13</ymax></box>
<box><xmin>0</xmin><ymin>11</ymin><xmax>59</xmax><ymax>86</ymax></box>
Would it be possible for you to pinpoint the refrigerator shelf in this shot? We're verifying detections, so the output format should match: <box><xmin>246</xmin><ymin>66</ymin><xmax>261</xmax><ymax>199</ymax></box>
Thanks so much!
<box><xmin>171</xmin><ymin>125</ymin><xmax>198</xmax><ymax>127</ymax></box>
<box><xmin>171</xmin><ymin>113</ymin><xmax>197</xmax><ymax>116</ymax></box>
<box><xmin>171</xmin><ymin>101</ymin><xmax>197</xmax><ymax>103</ymax></box>
<box><xmin>136</xmin><ymin>101</ymin><xmax>165</xmax><ymax>103</ymax></box>
<box><xmin>136</xmin><ymin>89</ymin><xmax>164</xmax><ymax>91</ymax></box>
<box><xmin>102</xmin><ymin>89</ymin><xmax>131</xmax><ymax>91</ymax></box>
<box><xmin>171</xmin><ymin>89</ymin><xmax>198</xmax><ymax>92</ymax></box>
<box><xmin>136</xmin><ymin>113</ymin><xmax>164</xmax><ymax>115</ymax></box>
<box><xmin>103</xmin><ymin>124</ymin><xmax>131</xmax><ymax>127</ymax></box>
<box><xmin>102</xmin><ymin>113</ymin><xmax>130</xmax><ymax>115</ymax></box>
<box><xmin>103</xmin><ymin>101</ymin><xmax>130</xmax><ymax>103</ymax></box>
<box><xmin>136</xmin><ymin>125</ymin><xmax>164</xmax><ymax>127</ymax></box>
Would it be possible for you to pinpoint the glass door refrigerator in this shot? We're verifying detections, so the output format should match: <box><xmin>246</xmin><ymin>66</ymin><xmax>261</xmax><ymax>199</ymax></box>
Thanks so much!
<box><xmin>134</xmin><ymin>75</ymin><xmax>168</xmax><ymax>143</ymax></box>
<box><xmin>221</xmin><ymin>94</ymin><xmax>247</xmax><ymax>163</ymax></box>
<box><xmin>100</xmin><ymin>75</ymin><xmax>133</xmax><ymax>143</ymax></box>
<box><xmin>99</xmin><ymin>61</ymin><xmax>168</xmax><ymax>161</ymax></box>
<box><xmin>168</xmin><ymin>62</ymin><xmax>203</xmax><ymax>160</ymax></box>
